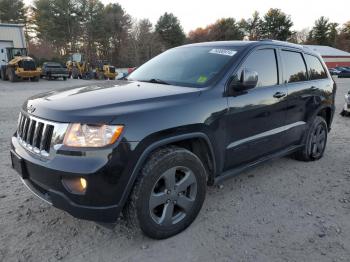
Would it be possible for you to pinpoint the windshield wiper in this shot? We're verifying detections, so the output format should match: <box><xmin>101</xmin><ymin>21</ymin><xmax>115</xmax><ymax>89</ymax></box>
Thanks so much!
<box><xmin>141</xmin><ymin>78</ymin><xmax>171</xmax><ymax>85</ymax></box>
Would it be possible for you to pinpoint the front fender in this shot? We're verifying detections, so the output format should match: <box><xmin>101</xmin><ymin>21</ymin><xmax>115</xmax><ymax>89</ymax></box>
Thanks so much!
<box><xmin>116</xmin><ymin>131</ymin><xmax>216</xmax><ymax>211</ymax></box>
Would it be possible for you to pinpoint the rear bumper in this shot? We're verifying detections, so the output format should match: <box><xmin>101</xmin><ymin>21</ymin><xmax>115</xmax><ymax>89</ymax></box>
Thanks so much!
<box><xmin>11</xmin><ymin>135</ymin><xmax>138</xmax><ymax>223</ymax></box>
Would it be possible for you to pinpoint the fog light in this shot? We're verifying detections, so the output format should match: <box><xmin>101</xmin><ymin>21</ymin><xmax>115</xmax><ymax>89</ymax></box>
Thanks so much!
<box><xmin>62</xmin><ymin>177</ymin><xmax>87</xmax><ymax>195</ymax></box>
<box><xmin>80</xmin><ymin>178</ymin><xmax>87</xmax><ymax>190</ymax></box>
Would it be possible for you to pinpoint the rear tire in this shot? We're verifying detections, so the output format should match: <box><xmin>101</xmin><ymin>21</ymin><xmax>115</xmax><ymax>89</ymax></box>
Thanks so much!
<box><xmin>294</xmin><ymin>116</ymin><xmax>328</xmax><ymax>161</ymax></box>
<box><xmin>124</xmin><ymin>146</ymin><xmax>207</xmax><ymax>239</ymax></box>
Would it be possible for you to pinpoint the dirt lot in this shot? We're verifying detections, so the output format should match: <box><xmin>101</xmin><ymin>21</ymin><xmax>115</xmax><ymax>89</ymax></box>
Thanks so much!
<box><xmin>0</xmin><ymin>78</ymin><xmax>349</xmax><ymax>262</ymax></box>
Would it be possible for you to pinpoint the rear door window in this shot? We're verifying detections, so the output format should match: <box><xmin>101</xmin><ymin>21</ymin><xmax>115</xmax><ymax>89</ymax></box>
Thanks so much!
<box><xmin>242</xmin><ymin>49</ymin><xmax>278</xmax><ymax>87</ymax></box>
<box><xmin>304</xmin><ymin>54</ymin><xmax>328</xmax><ymax>80</ymax></box>
<box><xmin>281</xmin><ymin>50</ymin><xmax>307</xmax><ymax>83</ymax></box>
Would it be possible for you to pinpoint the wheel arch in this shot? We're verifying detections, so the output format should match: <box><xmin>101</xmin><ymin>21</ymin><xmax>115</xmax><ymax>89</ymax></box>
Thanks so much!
<box><xmin>119</xmin><ymin>132</ymin><xmax>216</xmax><ymax>210</ymax></box>
<box><xmin>315</xmin><ymin>106</ymin><xmax>333</xmax><ymax>131</ymax></box>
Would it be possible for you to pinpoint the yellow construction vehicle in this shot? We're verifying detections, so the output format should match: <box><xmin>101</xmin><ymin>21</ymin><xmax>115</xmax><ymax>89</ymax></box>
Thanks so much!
<box><xmin>0</xmin><ymin>48</ymin><xmax>41</xmax><ymax>82</ymax></box>
<box><xmin>66</xmin><ymin>53</ymin><xmax>93</xmax><ymax>79</ymax></box>
<box><xmin>95</xmin><ymin>61</ymin><xmax>118</xmax><ymax>80</ymax></box>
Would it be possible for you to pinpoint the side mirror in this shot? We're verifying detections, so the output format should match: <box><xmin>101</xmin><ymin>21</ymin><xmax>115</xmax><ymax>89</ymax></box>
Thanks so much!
<box><xmin>229</xmin><ymin>69</ymin><xmax>258</xmax><ymax>93</ymax></box>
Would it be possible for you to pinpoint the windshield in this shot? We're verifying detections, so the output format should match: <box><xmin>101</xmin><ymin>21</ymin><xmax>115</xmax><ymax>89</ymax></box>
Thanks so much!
<box><xmin>9</xmin><ymin>48</ymin><xmax>27</xmax><ymax>57</ymax></box>
<box><xmin>127</xmin><ymin>46</ymin><xmax>239</xmax><ymax>87</ymax></box>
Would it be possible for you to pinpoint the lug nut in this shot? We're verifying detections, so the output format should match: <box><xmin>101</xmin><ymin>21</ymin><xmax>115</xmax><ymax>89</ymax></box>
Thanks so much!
<box><xmin>173</xmin><ymin>200</ymin><xmax>177</xmax><ymax>204</ymax></box>
<box><xmin>178</xmin><ymin>192</ymin><xmax>182</xmax><ymax>196</ymax></box>
<box><xmin>166</xmin><ymin>199</ymin><xmax>170</xmax><ymax>203</ymax></box>
<box><xmin>167</xmin><ymin>190</ymin><xmax>171</xmax><ymax>194</ymax></box>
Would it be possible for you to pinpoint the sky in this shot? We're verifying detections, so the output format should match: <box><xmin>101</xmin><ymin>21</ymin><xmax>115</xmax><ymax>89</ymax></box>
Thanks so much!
<box><xmin>23</xmin><ymin>0</ymin><xmax>349</xmax><ymax>33</ymax></box>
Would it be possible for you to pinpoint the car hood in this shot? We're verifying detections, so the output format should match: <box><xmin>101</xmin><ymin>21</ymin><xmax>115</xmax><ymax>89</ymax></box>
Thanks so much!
<box><xmin>23</xmin><ymin>80</ymin><xmax>201</xmax><ymax>123</ymax></box>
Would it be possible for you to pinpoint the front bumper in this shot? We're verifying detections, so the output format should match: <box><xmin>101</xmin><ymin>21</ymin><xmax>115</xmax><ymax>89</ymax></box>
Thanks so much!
<box><xmin>16</xmin><ymin>70</ymin><xmax>41</xmax><ymax>78</ymax></box>
<box><xmin>11</xmin><ymin>135</ymin><xmax>137</xmax><ymax>223</ymax></box>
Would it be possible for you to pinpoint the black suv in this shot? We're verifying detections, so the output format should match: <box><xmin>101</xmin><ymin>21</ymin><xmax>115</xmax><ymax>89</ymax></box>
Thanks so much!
<box><xmin>10</xmin><ymin>40</ymin><xmax>336</xmax><ymax>239</ymax></box>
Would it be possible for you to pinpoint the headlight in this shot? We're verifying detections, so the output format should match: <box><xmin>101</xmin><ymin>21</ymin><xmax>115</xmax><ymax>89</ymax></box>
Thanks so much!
<box><xmin>63</xmin><ymin>123</ymin><xmax>124</xmax><ymax>147</ymax></box>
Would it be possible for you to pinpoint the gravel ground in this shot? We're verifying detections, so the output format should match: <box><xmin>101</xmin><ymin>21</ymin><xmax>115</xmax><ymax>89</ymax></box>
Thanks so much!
<box><xmin>0</xmin><ymin>78</ymin><xmax>349</xmax><ymax>262</ymax></box>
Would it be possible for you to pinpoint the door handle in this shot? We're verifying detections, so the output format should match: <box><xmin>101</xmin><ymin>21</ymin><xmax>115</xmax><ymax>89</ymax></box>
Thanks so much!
<box><xmin>310</xmin><ymin>86</ymin><xmax>318</xmax><ymax>91</ymax></box>
<box><xmin>273</xmin><ymin>91</ymin><xmax>286</xmax><ymax>98</ymax></box>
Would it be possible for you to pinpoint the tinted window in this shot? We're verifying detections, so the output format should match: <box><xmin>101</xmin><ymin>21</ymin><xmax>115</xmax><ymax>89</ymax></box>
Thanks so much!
<box><xmin>304</xmin><ymin>54</ymin><xmax>327</xmax><ymax>80</ymax></box>
<box><xmin>242</xmin><ymin>49</ymin><xmax>278</xmax><ymax>87</ymax></box>
<box><xmin>281</xmin><ymin>51</ymin><xmax>307</xmax><ymax>83</ymax></box>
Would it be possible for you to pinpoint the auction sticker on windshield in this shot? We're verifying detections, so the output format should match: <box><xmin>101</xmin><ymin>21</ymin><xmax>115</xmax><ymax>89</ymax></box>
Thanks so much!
<box><xmin>209</xmin><ymin>49</ymin><xmax>237</xmax><ymax>56</ymax></box>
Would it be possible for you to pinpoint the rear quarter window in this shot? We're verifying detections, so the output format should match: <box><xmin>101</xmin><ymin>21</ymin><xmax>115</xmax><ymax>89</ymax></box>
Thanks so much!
<box><xmin>304</xmin><ymin>54</ymin><xmax>328</xmax><ymax>80</ymax></box>
<box><xmin>281</xmin><ymin>50</ymin><xmax>307</xmax><ymax>83</ymax></box>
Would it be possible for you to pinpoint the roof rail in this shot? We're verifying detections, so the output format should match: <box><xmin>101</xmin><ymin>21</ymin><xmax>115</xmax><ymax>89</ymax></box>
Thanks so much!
<box><xmin>258</xmin><ymin>39</ymin><xmax>304</xmax><ymax>49</ymax></box>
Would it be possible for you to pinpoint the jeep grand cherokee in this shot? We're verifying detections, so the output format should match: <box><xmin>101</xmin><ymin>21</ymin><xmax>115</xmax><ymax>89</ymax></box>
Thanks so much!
<box><xmin>10</xmin><ymin>40</ymin><xmax>336</xmax><ymax>239</ymax></box>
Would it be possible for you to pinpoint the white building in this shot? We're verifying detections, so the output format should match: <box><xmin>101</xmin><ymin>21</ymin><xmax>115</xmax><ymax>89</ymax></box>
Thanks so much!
<box><xmin>0</xmin><ymin>23</ymin><xmax>26</xmax><ymax>66</ymax></box>
<box><xmin>303</xmin><ymin>45</ymin><xmax>350</xmax><ymax>68</ymax></box>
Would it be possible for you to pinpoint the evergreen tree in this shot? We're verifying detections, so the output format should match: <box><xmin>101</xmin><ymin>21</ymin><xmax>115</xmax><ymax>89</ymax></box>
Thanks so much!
<box><xmin>261</xmin><ymin>8</ymin><xmax>293</xmax><ymax>40</ymax></box>
<box><xmin>155</xmin><ymin>12</ymin><xmax>185</xmax><ymax>49</ymax></box>
<box><xmin>308</xmin><ymin>17</ymin><xmax>339</xmax><ymax>46</ymax></box>
<box><xmin>239</xmin><ymin>11</ymin><xmax>263</xmax><ymax>40</ymax></box>
<box><xmin>0</xmin><ymin>0</ymin><xmax>26</xmax><ymax>24</ymax></box>
<box><xmin>209</xmin><ymin>18</ymin><xmax>244</xmax><ymax>41</ymax></box>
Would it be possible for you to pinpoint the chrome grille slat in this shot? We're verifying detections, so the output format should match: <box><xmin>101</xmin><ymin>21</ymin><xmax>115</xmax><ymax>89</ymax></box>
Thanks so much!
<box><xmin>33</xmin><ymin>122</ymin><xmax>44</xmax><ymax>149</ymax></box>
<box><xmin>22</xmin><ymin>117</ymin><xmax>30</xmax><ymax>142</ymax></box>
<box><xmin>27</xmin><ymin>119</ymin><xmax>36</xmax><ymax>145</ymax></box>
<box><xmin>16</xmin><ymin>113</ymin><xmax>65</xmax><ymax>158</ymax></box>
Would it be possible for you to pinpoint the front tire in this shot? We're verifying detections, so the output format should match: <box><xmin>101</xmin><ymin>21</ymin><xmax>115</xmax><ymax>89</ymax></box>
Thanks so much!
<box><xmin>294</xmin><ymin>116</ymin><xmax>328</xmax><ymax>161</ymax></box>
<box><xmin>124</xmin><ymin>146</ymin><xmax>207</xmax><ymax>239</ymax></box>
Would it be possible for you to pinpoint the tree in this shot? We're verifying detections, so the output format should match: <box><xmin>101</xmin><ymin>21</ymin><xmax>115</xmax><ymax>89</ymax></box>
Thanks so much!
<box><xmin>336</xmin><ymin>21</ymin><xmax>350</xmax><ymax>52</ymax></box>
<box><xmin>32</xmin><ymin>0</ymin><xmax>81</xmax><ymax>55</ymax></box>
<box><xmin>155</xmin><ymin>12</ymin><xmax>185</xmax><ymax>49</ymax></box>
<box><xmin>188</xmin><ymin>18</ymin><xmax>243</xmax><ymax>43</ymax></box>
<box><xmin>208</xmin><ymin>18</ymin><xmax>244</xmax><ymax>41</ymax></box>
<box><xmin>0</xmin><ymin>0</ymin><xmax>26</xmax><ymax>24</ymax></box>
<box><xmin>127</xmin><ymin>19</ymin><xmax>163</xmax><ymax>66</ymax></box>
<box><xmin>101</xmin><ymin>3</ymin><xmax>131</xmax><ymax>66</ymax></box>
<box><xmin>328</xmin><ymin>22</ymin><xmax>339</xmax><ymax>47</ymax></box>
<box><xmin>239</xmin><ymin>11</ymin><xmax>263</xmax><ymax>40</ymax></box>
<box><xmin>288</xmin><ymin>28</ymin><xmax>310</xmax><ymax>44</ymax></box>
<box><xmin>261</xmin><ymin>8</ymin><xmax>293</xmax><ymax>40</ymax></box>
<box><xmin>188</xmin><ymin>27</ymin><xmax>211</xmax><ymax>43</ymax></box>
<box><xmin>308</xmin><ymin>16</ymin><xmax>331</xmax><ymax>45</ymax></box>
<box><xmin>79</xmin><ymin>0</ymin><xmax>105</xmax><ymax>62</ymax></box>
<box><xmin>307</xmin><ymin>16</ymin><xmax>339</xmax><ymax>46</ymax></box>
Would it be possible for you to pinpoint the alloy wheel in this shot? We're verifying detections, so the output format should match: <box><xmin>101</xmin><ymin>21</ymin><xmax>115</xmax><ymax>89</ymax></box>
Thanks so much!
<box><xmin>309</xmin><ymin>123</ymin><xmax>327</xmax><ymax>158</ymax></box>
<box><xmin>149</xmin><ymin>166</ymin><xmax>197</xmax><ymax>226</ymax></box>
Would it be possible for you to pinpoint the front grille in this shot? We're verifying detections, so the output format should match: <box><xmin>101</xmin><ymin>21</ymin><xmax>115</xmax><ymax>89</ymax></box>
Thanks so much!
<box><xmin>17</xmin><ymin>113</ymin><xmax>54</xmax><ymax>156</ymax></box>
<box><xmin>109</xmin><ymin>67</ymin><xmax>116</xmax><ymax>73</ymax></box>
